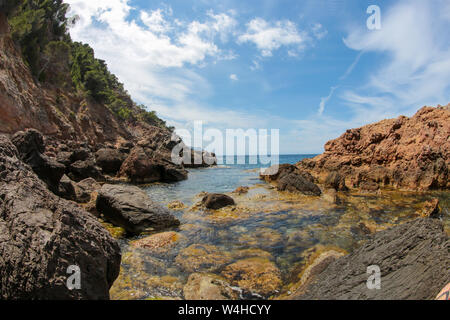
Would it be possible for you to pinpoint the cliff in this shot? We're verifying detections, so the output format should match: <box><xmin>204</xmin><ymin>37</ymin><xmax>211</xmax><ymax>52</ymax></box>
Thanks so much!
<box><xmin>298</xmin><ymin>105</ymin><xmax>450</xmax><ymax>191</ymax></box>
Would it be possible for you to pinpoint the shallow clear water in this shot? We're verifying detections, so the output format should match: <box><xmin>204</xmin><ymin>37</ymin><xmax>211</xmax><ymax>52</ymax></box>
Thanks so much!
<box><xmin>110</xmin><ymin>155</ymin><xmax>450</xmax><ymax>300</ymax></box>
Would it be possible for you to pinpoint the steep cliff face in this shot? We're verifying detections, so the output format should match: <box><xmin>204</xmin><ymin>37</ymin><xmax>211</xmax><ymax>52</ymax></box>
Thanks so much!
<box><xmin>298</xmin><ymin>105</ymin><xmax>450</xmax><ymax>191</ymax></box>
<box><xmin>0</xmin><ymin>13</ymin><xmax>156</xmax><ymax>147</ymax></box>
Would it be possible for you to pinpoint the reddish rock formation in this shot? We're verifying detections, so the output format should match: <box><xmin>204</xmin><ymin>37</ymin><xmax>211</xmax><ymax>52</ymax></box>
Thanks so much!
<box><xmin>298</xmin><ymin>105</ymin><xmax>449</xmax><ymax>191</ymax></box>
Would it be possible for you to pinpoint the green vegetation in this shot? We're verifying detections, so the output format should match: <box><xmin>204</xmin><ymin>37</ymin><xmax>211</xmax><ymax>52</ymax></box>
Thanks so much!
<box><xmin>3</xmin><ymin>0</ymin><xmax>168</xmax><ymax>129</ymax></box>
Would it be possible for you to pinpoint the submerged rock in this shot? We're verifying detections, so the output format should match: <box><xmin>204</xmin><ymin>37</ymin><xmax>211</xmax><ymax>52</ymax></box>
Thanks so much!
<box><xmin>0</xmin><ymin>135</ymin><xmax>121</xmax><ymax>299</ymax></box>
<box><xmin>167</xmin><ymin>200</ymin><xmax>187</xmax><ymax>210</ymax></box>
<box><xmin>96</xmin><ymin>184</ymin><xmax>180</xmax><ymax>235</ymax></box>
<box><xmin>175</xmin><ymin>244</ymin><xmax>232</xmax><ymax>273</ymax></box>
<box><xmin>202</xmin><ymin>193</ymin><xmax>236</xmax><ymax>210</ymax></box>
<box><xmin>221</xmin><ymin>257</ymin><xmax>282</xmax><ymax>298</ymax></box>
<box><xmin>183</xmin><ymin>273</ymin><xmax>239</xmax><ymax>300</ymax></box>
<box><xmin>233</xmin><ymin>186</ymin><xmax>249</xmax><ymax>195</ymax></box>
<box><xmin>131</xmin><ymin>231</ymin><xmax>182</xmax><ymax>253</ymax></box>
<box><xmin>292</xmin><ymin>218</ymin><xmax>450</xmax><ymax>300</ymax></box>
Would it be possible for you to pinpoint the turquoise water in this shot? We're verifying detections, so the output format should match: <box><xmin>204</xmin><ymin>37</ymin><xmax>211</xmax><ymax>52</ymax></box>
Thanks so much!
<box><xmin>145</xmin><ymin>154</ymin><xmax>315</xmax><ymax>206</ymax></box>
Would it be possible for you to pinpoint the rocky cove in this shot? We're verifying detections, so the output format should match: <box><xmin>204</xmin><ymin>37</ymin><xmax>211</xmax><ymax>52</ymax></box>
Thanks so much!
<box><xmin>0</xmin><ymin>4</ymin><xmax>449</xmax><ymax>301</ymax></box>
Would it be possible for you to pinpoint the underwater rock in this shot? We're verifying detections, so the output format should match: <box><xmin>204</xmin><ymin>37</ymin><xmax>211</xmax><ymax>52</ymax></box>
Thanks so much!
<box><xmin>202</xmin><ymin>193</ymin><xmax>236</xmax><ymax>210</ymax></box>
<box><xmin>175</xmin><ymin>244</ymin><xmax>232</xmax><ymax>273</ymax></box>
<box><xmin>183</xmin><ymin>273</ymin><xmax>240</xmax><ymax>300</ymax></box>
<box><xmin>131</xmin><ymin>231</ymin><xmax>183</xmax><ymax>253</ymax></box>
<box><xmin>96</xmin><ymin>184</ymin><xmax>180</xmax><ymax>235</ymax></box>
<box><xmin>233</xmin><ymin>186</ymin><xmax>249</xmax><ymax>195</ymax></box>
<box><xmin>167</xmin><ymin>200</ymin><xmax>187</xmax><ymax>210</ymax></box>
<box><xmin>292</xmin><ymin>218</ymin><xmax>450</xmax><ymax>300</ymax></box>
<box><xmin>221</xmin><ymin>257</ymin><xmax>282</xmax><ymax>298</ymax></box>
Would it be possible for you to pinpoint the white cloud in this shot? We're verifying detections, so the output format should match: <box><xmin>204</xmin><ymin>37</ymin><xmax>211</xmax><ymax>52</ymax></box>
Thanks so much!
<box><xmin>342</xmin><ymin>0</ymin><xmax>450</xmax><ymax>115</ymax></box>
<box><xmin>230</xmin><ymin>74</ymin><xmax>238</xmax><ymax>81</ymax></box>
<box><xmin>238</xmin><ymin>18</ymin><xmax>305</xmax><ymax>57</ymax></box>
<box><xmin>141</xmin><ymin>9</ymin><xmax>171</xmax><ymax>34</ymax></box>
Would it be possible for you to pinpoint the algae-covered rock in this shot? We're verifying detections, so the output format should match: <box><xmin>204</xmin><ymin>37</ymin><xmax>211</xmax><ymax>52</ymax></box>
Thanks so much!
<box><xmin>183</xmin><ymin>273</ymin><xmax>240</xmax><ymax>300</ymax></box>
<box><xmin>175</xmin><ymin>244</ymin><xmax>232</xmax><ymax>273</ymax></box>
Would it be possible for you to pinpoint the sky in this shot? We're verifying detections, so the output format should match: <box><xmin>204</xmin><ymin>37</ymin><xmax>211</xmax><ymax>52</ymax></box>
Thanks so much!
<box><xmin>65</xmin><ymin>0</ymin><xmax>450</xmax><ymax>154</ymax></box>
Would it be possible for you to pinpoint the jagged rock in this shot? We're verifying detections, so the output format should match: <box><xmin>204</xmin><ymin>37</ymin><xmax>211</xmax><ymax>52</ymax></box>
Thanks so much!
<box><xmin>0</xmin><ymin>135</ymin><xmax>121</xmax><ymax>299</ymax></box>
<box><xmin>96</xmin><ymin>184</ymin><xmax>180</xmax><ymax>235</ymax></box>
<box><xmin>298</xmin><ymin>105</ymin><xmax>450</xmax><ymax>191</ymax></box>
<box><xmin>95</xmin><ymin>148</ymin><xmax>126</xmax><ymax>174</ymax></box>
<box><xmin>324</xmin><ymin>171</ymin><xmax>348</xmax><ymax>191</ymax></box>
<box><xmin>68</xmin><ymin>159</ymin><xmax>103</xmax><ymax>182</ymax></box>
<box><xmin>202</xmin><ymin>193</ymin><xmax>235</xmax><ymax>209</ymax></box>
<box><xmin>11</xmin><ymin>129</ymin><xmax>65</xmax><ymax>192</ymax></box>
<box><xmin>261</xmin><ymin>164</ymin><xmax>322</xmax><ymax>196</ymax></box>
<box><xmin>292</xmin><ymin>218</ymin><xmax>450</xmax><ymax>300</ymax></box>
<box><xmin>183</xmin><ymin>273</ymin><xmax>239</xmax><ymax>300</ymax></box>
<box><xmin>277</xmin><ymin>172</ymin><xmax>322</xmax><ymax>196</ymax></box>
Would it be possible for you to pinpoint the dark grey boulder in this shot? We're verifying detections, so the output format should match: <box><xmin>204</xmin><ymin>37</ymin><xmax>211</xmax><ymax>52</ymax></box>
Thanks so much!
<box><xmin>96</xmin><ymin>184</ymin><xmax>180</xmax><ymax>235</ymax></box>
<box><xmin>68</xmin><ymin>159</ymin><xmax>103</xmax><ymax>182</ymax></box>
<box><xmin>202</xmin><ymin>193</ymin><xmax>236</xmax><ymax>210</ymax></box>
<box><xmin>0</xmin><ymin>135</ymin><xmax>121</xmax><ymax>300</ymax></box>
<box><xmin>278</xmin><ymin>171</ymin><xmax>322</xmax><ymax>196</ymax></box>
<box><xmin>95</xmin><ymin>148</ymin><xmax>126</xmax><ymax>174</ymax></box>
<box><xmin>293</xmin><ymin>218</ymin><xmax>450</xmax><ymax>300</ymax></box>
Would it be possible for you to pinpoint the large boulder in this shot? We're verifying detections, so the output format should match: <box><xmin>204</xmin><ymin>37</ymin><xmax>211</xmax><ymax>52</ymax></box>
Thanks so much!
<box><xmin>202</xmin><ymin>193</ymin><xmax>235</xmax><ymax>210</ymax></box>
<box><xmin>292</xmin><ymin>218</ymin><xmax>450</xmax><ymax>300</ymax></box>
<box><xmin>96</xmin><ymin>184</ymin><xmax>180</xmax><ymax>235</ymax></box>
<box><xmin>11</xmin><ymin>129</ymin><xmax>65</xmax><ymax>193</ymax></box>
<box><xmin>261</xmin><ymin>164</ymin><xmax>321</xmax><ymax>196</ymax></box>
<box><xmin>0</xmin><ymin>135</ymin><xmax>121</xmax><ymax>299</ymax></box>
<box><xmin>68</xmin><ymin>159</ymin><xmax>103</xmax><ymax>182</ymax></box>
<box><xmin>119</xmin><ymin>146</ymin><xmax>187</xmax><ymax>183</ymax></box>
<box><xmin>95</xmin><ymin>148</ymin><xmax>126</xmax><ymax>174</ymax></box>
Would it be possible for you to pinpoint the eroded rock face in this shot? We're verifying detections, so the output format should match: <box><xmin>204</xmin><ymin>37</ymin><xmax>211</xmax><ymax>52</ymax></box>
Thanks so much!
<box><xmin>202</xmin><ymin>193</ymin><xmax>236</xmax><ymax>210</ymax></box>
<box><xmin>11</xmin><ymin>129</ymin><xmax>65</xmax><ymax>192</ymax></box>
<box><xmin>96</xmin><ymin>184</ymin><xmax>180</xmax><ymax>235</ymax></box>
<box><xmin>0</xmin><ymin>135</ymin><xmax>121</xmax><ymax>299</ymax></box>
<box><xmin>298</xmin><ymin>105</ymin><xmax>450</xmax><ymax>191</ymax></box>
<box><xmin>292</xmin><ymin>218</ymin><xmax>450</xmax><ymax>300</ymax></box>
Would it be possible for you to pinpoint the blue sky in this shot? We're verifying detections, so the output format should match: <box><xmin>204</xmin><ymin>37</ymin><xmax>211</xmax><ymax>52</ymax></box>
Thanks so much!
<box><xmin>66</xmin><ymin>0</ymin><xmax>450</xmax><ymax>154</ymax></box>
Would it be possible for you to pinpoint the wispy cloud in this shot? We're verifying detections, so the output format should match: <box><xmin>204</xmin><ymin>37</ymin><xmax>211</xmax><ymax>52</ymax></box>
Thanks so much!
<box><xmin>318</xmin><ymin>86</ymin><xmax>338</xmax><ymax>115</ymax></box>
<box><xmin>237</xmin><ymin>18</ymin><xmax>306</xmax><ymax>57</ymax></box>
<box><xmin>342</xmin><ymin>0</ymin><xmax>450</xmax><ymax>114</ymax></box>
